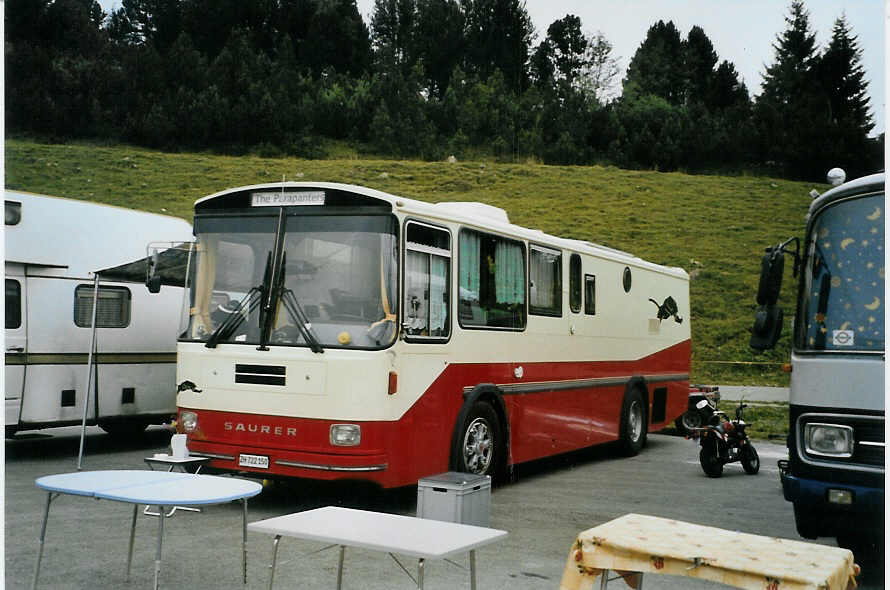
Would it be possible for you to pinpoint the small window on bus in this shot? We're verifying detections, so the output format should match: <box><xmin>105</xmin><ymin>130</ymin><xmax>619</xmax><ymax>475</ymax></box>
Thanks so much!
<box><xmin>404</xmin><ymin>221</ymin><xmax>451</xmax><ymax>340</ymax></box>
<box><xmin>458</xmin><ymin>229</ymin><xmax>526</xmax><ymax>330</ymax></box>
<box><xmin>6</xmin><ymin>279</ymin><xmax>21</xmax><ymax>329</ymax></box>
<box><xmin>74</xmin><ymin>285</ymin><xmax>131</xmax><ymax>328</ymax></box>
<box><xmin>569</xmin><ymin>254</ymin><xmax>582</xmax><ymax>313</ymax></box>
<box><xmin>529</xmin><ymin>244</ymin><xmax>562</xmax><ymax>317</ymax></box>
<box><xmin>584</xmin><ymin>274</ymin><xmax>596</xmax><ymax>315</ymax></box>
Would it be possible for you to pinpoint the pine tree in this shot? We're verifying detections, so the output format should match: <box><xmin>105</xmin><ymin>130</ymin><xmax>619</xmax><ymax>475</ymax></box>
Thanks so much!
<box><xmin>815</xmin><ymin>14</ymin><xmax>876</xmax><ymax>177</ymax></box>
<box><xmin>754</xmin><ymin>0</ymin><xmax>824</xmax><ymax>179</ymax></box>
<box><xmin>622</xmin><ymin>20</ymin><xmax>684</xmax><ymax>104</ymax></box>
<box><xmin>819</xmin><ymin>15</ymin><xmax>873</xmax><ymax>134</ymax></box>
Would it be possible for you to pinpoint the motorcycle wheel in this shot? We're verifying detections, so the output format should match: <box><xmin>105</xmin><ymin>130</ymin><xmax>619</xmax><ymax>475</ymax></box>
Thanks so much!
<box><xmin>699</xmin><ymin>438</ymin><xmax>723</xmax><ymax>478</ymax></box>
<box><xmin>741</xmin><ymin>443</ymin><xmax>760</xmax><ymax>474</ymax></box>
<box><xmin>674</xmin><ymin>410</ymin><xmax>702</xmax><ymax>436</ymax></box>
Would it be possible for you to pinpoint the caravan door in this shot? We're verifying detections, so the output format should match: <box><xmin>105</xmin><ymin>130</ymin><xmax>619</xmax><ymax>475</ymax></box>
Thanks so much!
<box><xmin>5</xmin><ymin>266</ymin><xmax>26</xmax><ymax>429</ymax></box>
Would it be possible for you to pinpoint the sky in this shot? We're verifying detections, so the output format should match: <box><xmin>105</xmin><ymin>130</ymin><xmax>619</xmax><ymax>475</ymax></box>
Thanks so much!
<box><xmin>96</xmin><ymin>0</ymin><xmax>885</xmax><ymax>136</ymax></box>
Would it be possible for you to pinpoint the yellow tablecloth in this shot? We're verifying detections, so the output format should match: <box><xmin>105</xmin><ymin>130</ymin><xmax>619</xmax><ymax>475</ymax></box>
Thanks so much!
<box><xmin>560</xmin><ymin>514</ymin><xmax>859</xmax><ymax>590</ymax></box>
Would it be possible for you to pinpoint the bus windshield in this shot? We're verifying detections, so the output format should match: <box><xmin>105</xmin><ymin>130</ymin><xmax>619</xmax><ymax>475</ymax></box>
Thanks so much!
<box><xmin>798</xmin><ymin>192</ymin><xmax>884</xmax><ymax>352</ymax></box>
<box><xmin>182</xmin><ymin>213</ymin><xmax>399</xmax><ymax>350</ymax></box>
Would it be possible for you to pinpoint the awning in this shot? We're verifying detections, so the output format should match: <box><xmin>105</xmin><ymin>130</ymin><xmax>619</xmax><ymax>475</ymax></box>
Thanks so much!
<box><xmin>560</xmin><ymin>514</ymin><xmax>858</xmax><ymax>590</ymax></box>
<box><xmin>94</xmin><ymin>243</ymin><xmax>193</xmax><ymax>287</ymax></box>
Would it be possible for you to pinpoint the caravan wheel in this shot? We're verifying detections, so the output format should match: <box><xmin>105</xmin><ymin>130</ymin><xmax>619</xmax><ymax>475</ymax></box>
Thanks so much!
<box><xmin>98</xmin><ymin>419</ymin><xmax>149</xmax><ymax>437</ymax></box>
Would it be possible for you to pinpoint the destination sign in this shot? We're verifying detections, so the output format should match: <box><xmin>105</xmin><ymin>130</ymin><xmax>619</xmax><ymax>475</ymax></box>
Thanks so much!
<box><xmin>251</xmin><ymin>191</ymin><xmax>326</xmax><ymax>207</ymax></box>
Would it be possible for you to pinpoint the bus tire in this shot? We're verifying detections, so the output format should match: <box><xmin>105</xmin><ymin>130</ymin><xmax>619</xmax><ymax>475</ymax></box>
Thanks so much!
<box><xmin>618</xmin><ymin>387</ymin><xmax>647</xmax><ymax>456</ymax></box>
<box><xmin>454</xmin><ymin>402</ymin><xmax>503</xmax><ymax>479</ymax></box>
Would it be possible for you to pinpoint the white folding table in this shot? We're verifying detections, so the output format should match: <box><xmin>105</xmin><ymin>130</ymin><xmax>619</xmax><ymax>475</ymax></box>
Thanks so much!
<box><xmin>33</xmin><ymin>470</ymin><xmax>262</xmax><ymax>590</ymax></box>
<box><xmin>248</xmin><ymin>506</ymin><xmax>508</xmax><ymax>590</ymax></box>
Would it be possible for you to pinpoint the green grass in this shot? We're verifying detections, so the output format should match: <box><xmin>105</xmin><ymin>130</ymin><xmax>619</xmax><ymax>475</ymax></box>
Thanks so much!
<box><xmin>5</xmin><ymin>139</ymin><xmax>821</xmax><ymax>386</ymax></box>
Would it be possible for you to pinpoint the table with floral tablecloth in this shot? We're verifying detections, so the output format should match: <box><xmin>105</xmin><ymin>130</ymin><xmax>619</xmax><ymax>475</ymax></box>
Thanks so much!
<box><xmin>560</xmin><ymin>513</ymin><xmax>859</xmax><ymax>590</ymax></box>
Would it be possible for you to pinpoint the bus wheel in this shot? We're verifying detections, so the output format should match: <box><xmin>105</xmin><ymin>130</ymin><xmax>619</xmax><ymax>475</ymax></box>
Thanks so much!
<box><xmin>456</xmin><ymin>402</ymin><xmax>502</xmax><ymax>478</ymax></box>
<box><xmin>619</xmin><ymin>388</ymin><xmax>647</xmax><ymax>456</ymax></box>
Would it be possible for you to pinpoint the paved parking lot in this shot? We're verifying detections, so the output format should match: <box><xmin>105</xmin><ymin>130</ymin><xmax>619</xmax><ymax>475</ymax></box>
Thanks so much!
<box><xmin>5</xmin><ymin>426</ymin><xmax>882</xmax><ymax>589</ymax></box>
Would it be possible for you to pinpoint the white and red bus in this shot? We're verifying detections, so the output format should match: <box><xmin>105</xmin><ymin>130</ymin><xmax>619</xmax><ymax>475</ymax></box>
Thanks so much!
<box><xmin>173</xmin><ymin>183</ymin><xmax>690</xmax><ymax>488</ymax></box>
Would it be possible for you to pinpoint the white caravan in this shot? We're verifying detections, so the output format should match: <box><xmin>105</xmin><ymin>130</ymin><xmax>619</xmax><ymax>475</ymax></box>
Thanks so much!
<box><xmin>4</xmin><ymin>191</ymin><xmax>193</xmax><ymax>436</ymax></box>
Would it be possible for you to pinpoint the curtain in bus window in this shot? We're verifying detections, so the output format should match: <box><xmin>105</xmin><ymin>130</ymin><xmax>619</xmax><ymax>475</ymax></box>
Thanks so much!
<box><xmin>495</xmin><ymin>241</ymin><xmax>524</xmax><ymax>304</ymax></box>
<box><xmin>192</xmin><ymin>236</ymin><xmax>218</xmax><ymax>338</ymax></box>
<box><xmin>460</xmin><ymin>232</ymin><xmax>481</xmax><ymax>300</ymax></box>
<box><xmin>430</xmin><ymin>256</ymin><xmax>448</xmax><ymax>335</ymax></box>
<box><xmin>530</xmin><ymin>248</ymin><xmax>559</xmax><ymax>311</ymax></box>
<box><xmin>405</xmin><ymin>250</ymin><xmax>429</xmax><ymax>334</ymax></box>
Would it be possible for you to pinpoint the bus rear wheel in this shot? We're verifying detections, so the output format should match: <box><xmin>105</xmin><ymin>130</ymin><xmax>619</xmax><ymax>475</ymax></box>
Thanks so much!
<box><xmin>455</xmin><ymin>402</ymin><xmax>502</xmax><ymax>479</ymax></box>
<box><xmin>98</xmin><ymin>418</ymin><xmax>149</xmax><ymax>437</ymax></box>
<box><xmin>619</xmin><ymin>388</ymin><xmax>647</xmax><ymax>456</ymax></box>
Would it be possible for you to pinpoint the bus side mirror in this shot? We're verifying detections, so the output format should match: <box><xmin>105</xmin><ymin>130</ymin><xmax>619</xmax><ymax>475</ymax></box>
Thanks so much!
<box><xmin>750</xmin><ymin>305</ymin><xmax>783</xmax><ymax>350</ymax></box>
<box><xmin>146</xmin><ymin>249</ymin><xmax>161</xmax><ymax>293</ymax></box>
<box><xmin>756</xmin><ymin>248</ymin><xmax>785</xmax><ymax>306</ymax></box>
<box><xmin>146</xmin><ymin>275</ymin><xmax>162</xmax><ymax>293</ymax></box>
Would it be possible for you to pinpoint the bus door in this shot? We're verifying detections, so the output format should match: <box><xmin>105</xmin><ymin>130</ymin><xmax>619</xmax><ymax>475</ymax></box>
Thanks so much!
<box><xmin>5</xmin><ymin>265</ymin><xmax>26</xmax><ymax>427</ymax></box>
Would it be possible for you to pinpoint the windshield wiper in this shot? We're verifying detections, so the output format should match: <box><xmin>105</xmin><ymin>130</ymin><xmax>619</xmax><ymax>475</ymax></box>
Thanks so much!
<box><xmin>274</xmin><ymin>252</ymin><xmax>324</xmax><ymax>354</ymax></box>
<box><xmin>204</xmin><ymin>287</ymin><xmax>262</xmax><ymax>348</ymax></box>
<box><xmin>205</xmin><ymin>251</ymin><xmax>273</xmax><ymax>349</ymax></box>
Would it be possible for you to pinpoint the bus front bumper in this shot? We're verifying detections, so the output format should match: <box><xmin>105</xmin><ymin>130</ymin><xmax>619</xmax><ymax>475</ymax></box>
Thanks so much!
<box><xmin>781</xmin><ymin>471</ymin><xmax>884</xmax><ymax>537</ymax></box>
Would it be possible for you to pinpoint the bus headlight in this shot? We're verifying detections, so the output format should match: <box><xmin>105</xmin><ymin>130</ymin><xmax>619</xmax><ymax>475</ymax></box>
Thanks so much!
<box><xmin>180</xmin><ymin>411</ymin><xmax>199</xmax><ymax>433</ymax></box>
<box><xmin>330</xmin><ymin>424</ymin><xmax>361</xmax><ymax>446</ymax></box>
<box><xmin>804</xmin><ymin>423</ymin><xmax>854</xmax><ymax>457</ymax></box>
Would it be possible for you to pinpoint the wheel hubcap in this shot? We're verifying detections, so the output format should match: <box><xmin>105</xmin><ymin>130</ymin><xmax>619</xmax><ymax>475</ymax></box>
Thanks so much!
<box><xmin>462</xmin><ymin>418</ymin><xmax>493</xmax><ymax>474</ymax></box>
<box><xmin>628</xmin><ymin>400</ymin><xmax>643</xmax><ymax>441</ymax></box>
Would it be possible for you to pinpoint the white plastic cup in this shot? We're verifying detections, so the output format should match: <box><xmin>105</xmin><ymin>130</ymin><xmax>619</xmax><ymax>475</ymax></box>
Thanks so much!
<box><xmin>170</xmin><ymin>433</ymin><xmax>188</xmax><ymax>459</ymax></box>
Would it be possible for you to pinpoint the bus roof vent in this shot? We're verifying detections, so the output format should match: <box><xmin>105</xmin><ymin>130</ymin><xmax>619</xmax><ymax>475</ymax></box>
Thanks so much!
<box><xmin>433</xmin><ymin>202</ymin><xmax>509</xmax><ymax>225</ymax></box>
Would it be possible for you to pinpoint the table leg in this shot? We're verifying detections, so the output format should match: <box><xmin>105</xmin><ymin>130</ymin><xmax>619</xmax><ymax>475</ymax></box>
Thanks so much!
<box><xmin>241</xmin><ymin>499</ymin><xmax>248</xmax><ymax>584</ymax></box>
<box><xmin>469</xmin><ymin>550</ymin><xmax>476</xmax><ymax>590</ymax></box>
<box><xmin>126</xmin><ymin>504</ymin><xmax>138</xmax><ymax>580</ymax></box>
<box><xmin>267</xmin><ymin>535</ymin><xmax>281</xmax><ymax>590</ymax></box>
<box><xmin>153</xmin><ymin>508</ymin><xmax>165</xmax><ymax>590</ymax></box>
<box><xmin>600</xmin><ymin>569</ymin><xmax>609</xmax><ymax>590</ymax></box>
<box><xmin>336</xmin><ymin>545</ymin><xmax>346</xmax><ymax>590</ymax></box>
<box><xmin>417</xmin><ymin>558</ymin><xmax>425</xmax><ymax>590</ymax></box>
<box><xmin>31</xmin><ymin>492</ymin><xmax>56</xmax><ymax>590</ymax></box>
<box><xmin>635</xmin><ymin>572</ymin><xmax>644</xmax><ymax>589</ymax></box>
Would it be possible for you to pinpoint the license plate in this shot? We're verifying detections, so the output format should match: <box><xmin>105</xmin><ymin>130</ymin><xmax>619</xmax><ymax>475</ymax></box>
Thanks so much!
<box><xmin>238</xmin><ymin>453</ymin><xmax>269</xmax><ymax>469</ymax></box>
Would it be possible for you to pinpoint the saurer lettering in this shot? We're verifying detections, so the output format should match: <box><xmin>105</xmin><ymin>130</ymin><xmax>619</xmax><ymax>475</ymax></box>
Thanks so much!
<box><xmin>224</xmin><ymin>422</ymin><xmax>297</xmax><ymax>436</ymax></box>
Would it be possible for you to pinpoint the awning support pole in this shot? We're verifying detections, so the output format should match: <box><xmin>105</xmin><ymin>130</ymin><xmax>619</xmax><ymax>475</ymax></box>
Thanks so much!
<box><xmin>77</xmin><ymin>274</ymin><xmax>100</xmax><ymax>470</ymax></box>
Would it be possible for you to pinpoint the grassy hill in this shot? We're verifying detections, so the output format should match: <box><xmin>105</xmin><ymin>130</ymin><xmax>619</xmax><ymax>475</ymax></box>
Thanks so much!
<box><xmin>6</xmin><ymin>139</ymin><xmax>824</xmax><ymax>386</ymax></box>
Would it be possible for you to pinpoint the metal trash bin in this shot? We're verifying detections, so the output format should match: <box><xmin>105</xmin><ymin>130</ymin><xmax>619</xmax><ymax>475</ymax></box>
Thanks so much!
<box><xmin>416</xmin><ymin>471</ymin><xmax>491</xmax><ymax>527</ymax></box>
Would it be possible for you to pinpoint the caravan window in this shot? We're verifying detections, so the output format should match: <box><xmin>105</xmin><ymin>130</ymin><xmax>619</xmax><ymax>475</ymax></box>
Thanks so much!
<box><xmin>458</xmin><ymin>229</ymin><xmax>526</xmax><ymax>330</ymax></box>
<box><xmin>529</xmin><ymin>245</ymin><xmax>562</xmax><ymax>317</ymax></box>
<box><xmin>5</xmin><ymin>280</ymin><xmax>21</xmax><ymax>329</ymax></box>
<box><xmin>74</xmin><ymin>285</ymin><xmax>131</xmax><ymax>328</ymax></box>
<box><xmin>404</xmin><ymin>221</ymin><xmax>451</xmax><ymax>340</ymax></box>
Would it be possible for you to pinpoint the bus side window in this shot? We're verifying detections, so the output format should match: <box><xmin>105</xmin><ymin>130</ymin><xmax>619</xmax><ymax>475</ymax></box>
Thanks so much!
<box><xmin>529</xmin><ymin>244</ymin><xmax>562</xmax><ymax>317</ymax></box>
<box><xmin>458</xmin><ymin>229</ymin><xmax>526</xmax><ymax>330</ymax></box>
<box><xmin>584</xmin><ymin>274</ymin><xmax>596</xmax><ymax>315</ymax></box>
<box><xmin>569</xmin><ymin>254</ymin><xmax>581</xmax><ymax>313</ymax></box>
<box><xmin>405</xmin><ymin>221</ymin><xmax>451</xmax><ymax>339</ymax></box>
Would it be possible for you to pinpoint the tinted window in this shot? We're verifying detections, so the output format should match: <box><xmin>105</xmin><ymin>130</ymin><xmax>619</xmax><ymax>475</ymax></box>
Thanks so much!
<box><xmin>569</xmin><ymin>254</ymin><xmax>582</xmax><ymax>313</ymax></box>
<box><xmin>458</xmin><ymin>229</ymin><xmax>526</xmax><ymax>329</ymax></box>
<box><xmin>584</xmin><ymin>275</ymin><xmax>596</xmax><ymax>315</ymax></box>
<box><xmin>6</xmin><ymin>279</ymin><xmax>21</xmax><ymax>329</ymax></box>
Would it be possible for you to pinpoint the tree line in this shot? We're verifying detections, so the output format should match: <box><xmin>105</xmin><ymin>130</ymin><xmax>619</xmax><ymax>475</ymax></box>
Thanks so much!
<box><xmin>6</xmin><ymin>0</ymin><xmax>881</xmax><ymax>180</ymax></box>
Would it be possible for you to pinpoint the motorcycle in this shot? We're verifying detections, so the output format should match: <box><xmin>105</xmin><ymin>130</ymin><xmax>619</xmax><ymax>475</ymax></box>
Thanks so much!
<box><xmin>674</xmin><ymin>386</ymin><xmax>721</xmax><ymax>436</ymax></box>
<box><xmin>692</xmin><ymin>399</ymin><xmax>760</xmax><ymax>478</ymax></box>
